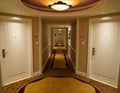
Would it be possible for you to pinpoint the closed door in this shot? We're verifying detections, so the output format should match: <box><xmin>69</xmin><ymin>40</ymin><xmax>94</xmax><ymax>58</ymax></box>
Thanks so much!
<box><xmin>0</xmin><ymin>20</ymin><xmax>33</xmax><ymax>85</ymax></box>
<box><xmin>90</xmin><ymin>21</ymin><xmax>120</xmax><ymax>87</ymax></box>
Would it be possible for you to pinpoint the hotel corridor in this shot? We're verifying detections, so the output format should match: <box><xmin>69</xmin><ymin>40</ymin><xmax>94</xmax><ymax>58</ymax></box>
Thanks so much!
<box><xmin>2</xmin><ymin>46</ymin><xmax>116</xmax><ymax>93</ymax></box>
<box><xmin>42</xmin><ymin>44</ymin><xmax>75</xmax><ymax>74</ymax></box>
<box><xmin>1</xmin><ymin>0</ymin><xmax>120</xmax><ymax>93</ymax></box>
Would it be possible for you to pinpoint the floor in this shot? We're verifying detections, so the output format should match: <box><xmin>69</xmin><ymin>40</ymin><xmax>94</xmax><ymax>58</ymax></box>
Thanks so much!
<box><xmin>2</xmin><ymin>48</ymin><xmax>117</xmax><ymax>93</ymax></box>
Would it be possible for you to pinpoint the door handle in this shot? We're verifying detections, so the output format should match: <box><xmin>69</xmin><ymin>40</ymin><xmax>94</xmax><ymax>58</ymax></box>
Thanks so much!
<box><xmin>2</xmin><ymin>49</ymin><xmax>5</xmax><ymax>58</ymax></box>
<box><xmin>92</xmin><ymin>48</ymin><xmax>96</xmax><ymax>56</ymax></box>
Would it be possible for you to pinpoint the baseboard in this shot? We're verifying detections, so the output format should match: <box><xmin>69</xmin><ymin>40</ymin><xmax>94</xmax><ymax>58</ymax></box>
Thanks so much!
<box><xmin>3</xmin><ymin>76</ymin><xmax>32</xmax><ymax>86</ymax></box>
<box><xmin>33</xmin><ymin>71</ymin><xmax>41</xmax><ymax>76</ymax></box>
<box><xmin>89</xmin><ymin>77</ymin><xmax>117</xmax><ymax>88</ymax></box>
<box><xmin>76</xmin><ymin>71</ymin><xmax>87</xmax><ymax>77</ymax></box>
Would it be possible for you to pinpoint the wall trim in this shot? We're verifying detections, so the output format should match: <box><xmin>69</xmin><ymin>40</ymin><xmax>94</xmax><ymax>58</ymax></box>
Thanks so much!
<box><xmin>76</xmin><ymin>71</ymin><xmax>87</xmax><ymax>77</ymax></box>
<box><xmin>3</xmin><ymin>76</ymin><xmax>31</xmax><ymax>86</ymax></box>
<box><xmin>33</xmin><ymin>71</ymin><xmax>41</xmax><ymax>76</ymax></box>
<box><xmin>76</xmin><ymin>18</ymin><xmax>80</xmax><ymax>75</ymax></box>
<box><xmin>38</xmin><ymin>18</ymin><xmax>42</xmax><ymax>74</ymax></box>
<box><xmin>90</xmin><ymin>77</ymin><xmax>117</xmax><ymax>88</ymax></box>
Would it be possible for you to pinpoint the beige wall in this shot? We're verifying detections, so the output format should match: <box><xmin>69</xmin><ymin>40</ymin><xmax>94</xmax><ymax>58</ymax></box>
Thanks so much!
<box><xmin>42</xmin><ymin>21</ymin><xmax>53</xmax><ymax>69</ymax></box>
<box><xmin>67</xmin><ymin>20</ymin><xmax>77</xmax><ymax>68</ymax></box>
<box><xmin>78</xmin><ymin>18</ymin><xmax>89</xmax><ymax>73</ymax></box>
<box><xmin>32</xmin><ymin>18</ymin><xmax>40</xmax><ymax>73</ymax></box>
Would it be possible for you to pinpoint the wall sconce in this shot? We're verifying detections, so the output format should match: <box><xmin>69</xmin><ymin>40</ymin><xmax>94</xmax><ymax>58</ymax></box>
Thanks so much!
<box><xmin>80</xmin><ymin>34</ymin><xmax>84</xmax><ymax>41</ymax></box>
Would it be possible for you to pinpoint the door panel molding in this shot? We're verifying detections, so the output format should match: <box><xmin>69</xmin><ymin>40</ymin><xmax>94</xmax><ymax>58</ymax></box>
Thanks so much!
<box><xmin>88</xmin><ymin>16</ymin><xmax>120</xmax><ymax>87</ymax></box>
<box><xmin>0</xmin><ymin>16</ymin><xmax>33</xmax><ymax>85</ymax></box>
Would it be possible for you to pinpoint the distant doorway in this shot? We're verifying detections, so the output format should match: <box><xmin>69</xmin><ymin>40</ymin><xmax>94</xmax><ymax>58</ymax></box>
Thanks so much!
<box><xmin>52</xmin><ymin>28</ymin><xmax>67</xmax><ymax>49</ymax></box>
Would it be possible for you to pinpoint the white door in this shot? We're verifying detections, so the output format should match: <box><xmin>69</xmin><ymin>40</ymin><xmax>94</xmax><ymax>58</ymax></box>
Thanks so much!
<box><xmin>0</xmin><ymin>20</ymin><xmax>33</xmax><ymax>85</ymax></box>
<box><xmin>90</xmin><ymin>21</ymin><xmax>120</xmax><ymax>87</ymax></box>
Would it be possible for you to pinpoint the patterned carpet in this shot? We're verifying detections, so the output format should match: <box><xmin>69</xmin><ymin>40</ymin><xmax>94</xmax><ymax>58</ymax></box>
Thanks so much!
<box><xmin>2</xmin><ymin>69</ymin><xmax>117</xmax><ymax>93</ymax></box>
<box><xmin>23</xmin><ymin>77</ymin><xmax>96</xmax><ymax>93</ymax></box>
<box><xmin>52</xmin><ymin>49</ymin><xmax>67</xmax><ymax>69</ymax></box>
<box><xmin>2</xmin><ymin>47</ymin><xmax>117</xmax><ymax>93</ymax></box>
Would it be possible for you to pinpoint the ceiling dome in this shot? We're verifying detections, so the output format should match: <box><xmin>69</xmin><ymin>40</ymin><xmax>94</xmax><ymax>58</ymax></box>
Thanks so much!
<box><xmin>21</xmin><ymin>0</ymin><xmax>103</xmax><ymax>12</ymax></box>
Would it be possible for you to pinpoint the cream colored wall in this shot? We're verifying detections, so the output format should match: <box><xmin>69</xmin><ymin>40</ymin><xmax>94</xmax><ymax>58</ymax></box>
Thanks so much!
<box><xmin>78</xmin><ymin>18</ymin><xmax>89</xmax><ymax>74</ymax></box>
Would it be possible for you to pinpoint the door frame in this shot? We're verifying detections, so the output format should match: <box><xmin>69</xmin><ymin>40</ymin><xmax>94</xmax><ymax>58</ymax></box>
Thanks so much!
<box><xmin>52</xmin><ymin>27</ymin><xmax>67</xmax><ymax>48</ymax></box>
<box><xmin>0</xmin><ymin>20</ymin><xmax>2</xmax><ymax>92</ymax></box>
<box><xmin>0</xmin><ymin>16</ymin><xmax>33</xmax><ymax>85</ymax></box>
<box><xmin>87</xmin><ymin>16</ymin><xmax>120</xmax><ymax>87</ymax></box>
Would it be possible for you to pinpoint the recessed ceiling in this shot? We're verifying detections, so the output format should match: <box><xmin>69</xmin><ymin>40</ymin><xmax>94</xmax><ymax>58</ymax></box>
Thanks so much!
<box><xmin>0</xmin><ymin>0</ymin><xmax>120</xmax><ymax>17</ymax></box>
<box><xmin>21</xmin><ymin>0</ymin><xmax>102</xmax><ymax>12</ymax></box>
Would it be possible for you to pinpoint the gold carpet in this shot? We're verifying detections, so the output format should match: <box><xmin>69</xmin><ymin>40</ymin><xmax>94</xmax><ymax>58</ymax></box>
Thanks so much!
<box><xmin>24</xmin><ymin>77</ymin><xmax>96</xmax><ymax>93</ymax></box>
<box><xmin>52</xmin><ymin>49</ymin><xmax>67</xmax><ymax>68</ymax></box>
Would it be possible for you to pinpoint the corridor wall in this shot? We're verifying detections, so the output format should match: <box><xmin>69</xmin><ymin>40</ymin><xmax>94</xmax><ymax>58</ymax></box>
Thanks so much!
<box><xmin>32</xmin><ymin>18</ymin><xmax>40</xmax><ymax>74</ymax></box>
<box><xmin>77</xmin><ymin>18</ymin><xmax>89</xmax><ymax>76</ymax></box>
<box><xmin>67</xmin><ymin>20</ymin><xmax>77</xmax><ymax>69</ymax></box>
<box><xmin>41</xmin><ymin>21</ymin><xmax>53</xmax><ymax>71</ymax></box>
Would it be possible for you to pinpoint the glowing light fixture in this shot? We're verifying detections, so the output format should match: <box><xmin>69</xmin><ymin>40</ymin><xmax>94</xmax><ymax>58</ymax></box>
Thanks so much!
<box><xmin>101</xmin><ymin>17</ymin><xmax>112</xmax><ymax>20</ymax></box>
<box><xmin>49</xmin><ymin>1</ymin><xmax>71</xmax><ymax>11</ymax></box>
<box><xmin>11</xmin><ymin>17</ymin><xmax>22</xmax><ymax>20</ymax></box>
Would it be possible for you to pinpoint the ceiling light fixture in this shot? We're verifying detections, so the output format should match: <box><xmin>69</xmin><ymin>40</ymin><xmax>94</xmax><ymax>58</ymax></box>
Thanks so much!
<box><xmin>49</xmin><ymin>1</ymin><xmax>71</xmax><ymax>11</ymax></box>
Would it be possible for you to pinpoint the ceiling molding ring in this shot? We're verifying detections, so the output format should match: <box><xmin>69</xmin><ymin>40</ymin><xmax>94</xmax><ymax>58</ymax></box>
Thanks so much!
<box><xmin>17</xmin><ymin>0</ymin><xmax>107</xmax><ymax>17</ymax></box>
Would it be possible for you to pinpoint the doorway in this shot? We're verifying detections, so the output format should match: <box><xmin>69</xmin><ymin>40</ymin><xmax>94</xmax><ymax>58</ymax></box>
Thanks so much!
<box><xmin>0</xmin><ymin>18</ymin><xmax>33</xmax><ymax>85</ymax></box>
<box><xmin>52</xmin><ymin>28</ymin><xmax>67</xmax><ymax>49</ymax></box>
<box><xmin>88</xmin><ymin>18</ymin><xmax>120</xmax><ymax>87</ymax></box>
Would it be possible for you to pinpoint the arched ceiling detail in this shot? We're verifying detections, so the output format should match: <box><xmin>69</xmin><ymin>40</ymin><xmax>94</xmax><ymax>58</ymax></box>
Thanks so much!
<box><xmin>21</xmin><ymin>0</ymin><xmax>103</xmax><ymax>12</ymax></box>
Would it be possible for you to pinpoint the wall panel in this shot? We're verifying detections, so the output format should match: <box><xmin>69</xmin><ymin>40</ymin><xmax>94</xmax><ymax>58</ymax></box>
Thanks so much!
<box><xmin>78</xmin><ymin>18</ymin><xmax>89</xmax><ymax>74</ymax></box>
<box><xmin>32</xmin><ymin>18</ymin><xmax>40</xmax><ymax>73</ymax></box>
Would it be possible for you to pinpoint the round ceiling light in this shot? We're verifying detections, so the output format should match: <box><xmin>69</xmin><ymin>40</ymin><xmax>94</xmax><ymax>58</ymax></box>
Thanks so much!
<box><xmin>49</xmin><ymin>1</ymin><xmax>71</xmax><ymax>11</ymax></box>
